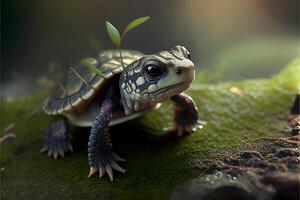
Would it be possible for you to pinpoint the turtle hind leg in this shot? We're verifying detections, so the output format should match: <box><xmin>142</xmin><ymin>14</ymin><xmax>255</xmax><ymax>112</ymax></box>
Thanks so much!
<box><xmin>40</xmin><ymin>119</ymin><xmax>73</xmax><ymax>159</ymax></box>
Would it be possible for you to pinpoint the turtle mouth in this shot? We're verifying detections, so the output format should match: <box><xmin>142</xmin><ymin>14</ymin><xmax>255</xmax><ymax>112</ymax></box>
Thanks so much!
<box><xmin>146</xmin><ymin>81</ymin><xmax>192</xmax><ymax>101</ymax></box>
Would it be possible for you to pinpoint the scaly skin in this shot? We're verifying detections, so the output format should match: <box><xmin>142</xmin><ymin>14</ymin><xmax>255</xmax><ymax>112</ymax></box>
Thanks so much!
<box><xmin>87</xmin><ymin>86</ymin><xmax>126</xmax><ymax>181</ymax></box>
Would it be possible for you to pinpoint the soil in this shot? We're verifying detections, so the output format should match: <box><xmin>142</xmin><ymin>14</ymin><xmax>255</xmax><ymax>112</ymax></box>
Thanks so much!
<box><xmin>172</xmin><ymin>136</ymin><xmax>300</xmax><ymax>200</ymax></box>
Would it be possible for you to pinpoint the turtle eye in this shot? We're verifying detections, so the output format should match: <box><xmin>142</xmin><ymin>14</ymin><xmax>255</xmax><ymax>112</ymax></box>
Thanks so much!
<box><xmin>145</xmin><ymin>65</ymin><xmax>162</xmax><ymax>78</ymax></box>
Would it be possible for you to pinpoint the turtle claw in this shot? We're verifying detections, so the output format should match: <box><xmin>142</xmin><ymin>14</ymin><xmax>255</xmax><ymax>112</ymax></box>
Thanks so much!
<box><xmin>41</xmin><ymin>146</ymin><xmax>70</xmax><ymax>159</ymax></box>
<box><xmin>99</xmin><ymin>167</ymin><xmax>106</xmax><ymax>178</ymax></box>
<box><xmin>165</xmin><ymin>120</ymin><xmax>205</xmax><ymax>137</ymax></box>
<box><xmin>105</xmin><ymin>165</ymin><xmax>113</xmax><ymax>181</ymax></box>
<box><xmin>197</xmin><ymin>120</ymin><xmax>207</xmax><ymax>127</ymax></box>
<box><xmin>40</xmin><ymin>147</ymin><xmax>48</xmax><ymax>153</ymax></box>
<box><xmin>113</xmin><ymin>153</ymin><xmax>126</xmax><ymax>162</ymax></box>
<box><xmin>164</xmin><ymin>125</ymin><xmax>184</xmax><ymax>136</ymax></box>
<box><xmin>47</xmin><ymin>150</ymin><xmax>52</xmax><ymax>157</ymax></box>
<box><xmin>41</xmin><ymin>120</ymin><xmax>72</xmax><ymax>159</ymax></box>
<box><xmin>40</xmin><ymin>141</ymin><xmax>73</xmax><ymax>159</ymax></box>
<box><xmin>88</xmin><ymin>167</ymin><xmax>98</xmax><ymax>177</ymax></box>
<box><xmin>53</xmin><ymin>152</ymin><xmax>58</xmax><ymax>159</ymax></box>
<box><xmin>102</xmin><ymin>161</ymin><xmax>126</xmax><ymax>181</ymax></box>
<box><xmin>88</xmin><ymin>153</ymin><xmax>126</xmax><ymax>181</ymax></box>
<box><xmin>111</xmin><ymin>161</ymin><xmax>126</xmax><ymax>173</ymax></box>
<box><xmin>68</xmin><ymin>144</ymin><xmax>74</xmax><ymax>152</ymax></box>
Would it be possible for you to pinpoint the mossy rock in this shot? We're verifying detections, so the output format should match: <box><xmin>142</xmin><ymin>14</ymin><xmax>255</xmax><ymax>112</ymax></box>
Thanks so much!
<box><xmin>1</xmin><ymin>58</ymin><xmax>300</xmax><ymax>200</ymax></box>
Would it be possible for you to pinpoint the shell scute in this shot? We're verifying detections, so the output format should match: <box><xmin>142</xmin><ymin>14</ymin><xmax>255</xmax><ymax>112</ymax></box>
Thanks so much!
<box><xmin>43</xmin><ymin>50</ymin><xmax>143</xmax><ymax>115</ymax></box>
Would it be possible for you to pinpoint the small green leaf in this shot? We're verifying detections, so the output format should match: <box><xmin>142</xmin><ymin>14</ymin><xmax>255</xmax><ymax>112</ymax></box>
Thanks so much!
<box><xmin>58</xmin><ymin>81</ymin><xmax>67</xmax><ymax>95</ymax></box>
<box><xmin>81</xmin><ymin>58</ymin><xmax>104</xmax><ymax>77</ymax></box>
<box><xmin>106</xmin><ymin>21</ymin><xmax>121</xmax><ymax>47</ymax></box>
<box><xmin>123</xmin><ymin>16</ymin><xmax>150</xmax><ymax>36</ymax></box>
<box><xmin>70</xmin><ymin>67</ymin><xmax>88</xmax><ymax>85</ymax></box>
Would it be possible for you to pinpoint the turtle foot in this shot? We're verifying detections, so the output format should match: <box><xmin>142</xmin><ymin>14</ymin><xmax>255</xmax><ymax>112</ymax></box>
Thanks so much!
<box><xmin>88</xmin><ymin>153</ymin><xmax>126</xmax><ymax>181</ymax></box>
<box><xmin>40</xmin><ymin>120</ymin><xmax>73</xmax><ymax>159</ymax></box>
<box><xmin>165</xmin><ymin>120</ymin><xmax>206</xmax><ymax>137</ymax></box>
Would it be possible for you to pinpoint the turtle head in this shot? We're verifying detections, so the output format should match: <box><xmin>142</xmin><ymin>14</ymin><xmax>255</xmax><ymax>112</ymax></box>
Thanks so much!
<box><xmin>120</xmin><ymin>45</ymin><xmax>195</xmax><ymax>114</ymax></box>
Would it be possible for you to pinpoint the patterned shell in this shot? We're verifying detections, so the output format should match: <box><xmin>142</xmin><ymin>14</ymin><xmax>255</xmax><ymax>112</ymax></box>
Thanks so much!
<box><xmin>43</xmin><ymin>50</ymin><xmax>143</xmax><ymax>115</ymax></box>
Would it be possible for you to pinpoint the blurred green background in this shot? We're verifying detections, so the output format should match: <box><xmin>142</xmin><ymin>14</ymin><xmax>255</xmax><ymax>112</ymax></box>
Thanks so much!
<box><xmin>1</xmin><ymin>0</ymin><xmax>299</xmax><ymax>96</ymax></box>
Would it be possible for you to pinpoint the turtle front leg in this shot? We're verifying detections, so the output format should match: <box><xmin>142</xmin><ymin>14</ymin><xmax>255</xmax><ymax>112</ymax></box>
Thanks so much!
<box><xmin>170</xmin><ymin>93</ymin><xmax>205</xmax><ymax>136</ymax></box>
<box><xmin>88</xmin><ymin>86</ymin><xmax>126</xmax><ymax>181</ymax></box>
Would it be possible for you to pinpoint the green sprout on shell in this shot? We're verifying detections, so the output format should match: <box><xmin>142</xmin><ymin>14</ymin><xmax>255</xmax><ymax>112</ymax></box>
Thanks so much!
<box><xmin>106</xmin><ymin>16</ymin><xmax>150</xmax><ymax>68</ymax></box>
<box><xmin>74</xmin><ymin>16</ymin><xmax>150</xmax><ymax>84</ymax></box>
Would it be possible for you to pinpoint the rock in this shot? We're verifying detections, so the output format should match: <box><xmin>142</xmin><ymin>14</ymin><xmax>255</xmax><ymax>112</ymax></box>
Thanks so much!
<box><xmin>171</xmin><ymin>172</ymin><xmax>274</xmax><ymax>200</ymax></box>
<box><xmin>262</xmin><ymin>172</ymin><xmax>300</xmax><ymax>200</ymax></box>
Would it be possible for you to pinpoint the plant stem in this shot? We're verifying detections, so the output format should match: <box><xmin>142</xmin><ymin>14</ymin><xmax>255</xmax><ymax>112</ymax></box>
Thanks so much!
<box><xmin>118</xmin><ymin>47</ymin><xmax>125</xmax><ymax>69</ymax></box>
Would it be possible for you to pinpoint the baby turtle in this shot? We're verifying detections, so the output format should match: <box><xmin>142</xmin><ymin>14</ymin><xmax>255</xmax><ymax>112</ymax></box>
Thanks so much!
<box><xmin>42</xmin><ymin>46</ymin><xmax>202</xmax><ymax>181</ymax></box>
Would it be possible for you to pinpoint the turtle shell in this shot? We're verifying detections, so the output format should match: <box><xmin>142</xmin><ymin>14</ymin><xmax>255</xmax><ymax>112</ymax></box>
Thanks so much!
<box><xmin>43</xmin><ymin>50</ymin><xmax>143</xmax><ymax>115</ymax></box>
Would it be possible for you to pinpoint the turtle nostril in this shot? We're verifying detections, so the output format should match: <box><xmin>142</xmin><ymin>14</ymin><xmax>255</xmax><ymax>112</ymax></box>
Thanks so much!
<box><xmin>176</xmin><ymin>68</ymin><xmax>182</xmax><ymax>75</ymax></box>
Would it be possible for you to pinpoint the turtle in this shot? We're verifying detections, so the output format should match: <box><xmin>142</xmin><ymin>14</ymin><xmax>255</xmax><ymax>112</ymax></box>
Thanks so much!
<box><xmin>42</xmin><ymin>45</ymin><xmax>202</xmax><ymax>181</ymax></box>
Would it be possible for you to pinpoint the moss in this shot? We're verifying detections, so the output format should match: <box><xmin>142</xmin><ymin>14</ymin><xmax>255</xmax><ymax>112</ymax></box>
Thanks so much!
<box><xmin>1</xmin><ymin>58</ymin><xmax>300</xmax><ymax>200</ymax></box>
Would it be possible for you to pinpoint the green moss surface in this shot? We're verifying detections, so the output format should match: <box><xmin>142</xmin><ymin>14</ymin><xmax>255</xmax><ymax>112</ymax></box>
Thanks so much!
<box><xmin>1</xmin><ymin>58</ymin><xmax>299</xmax><ymax>200</ymax></box>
